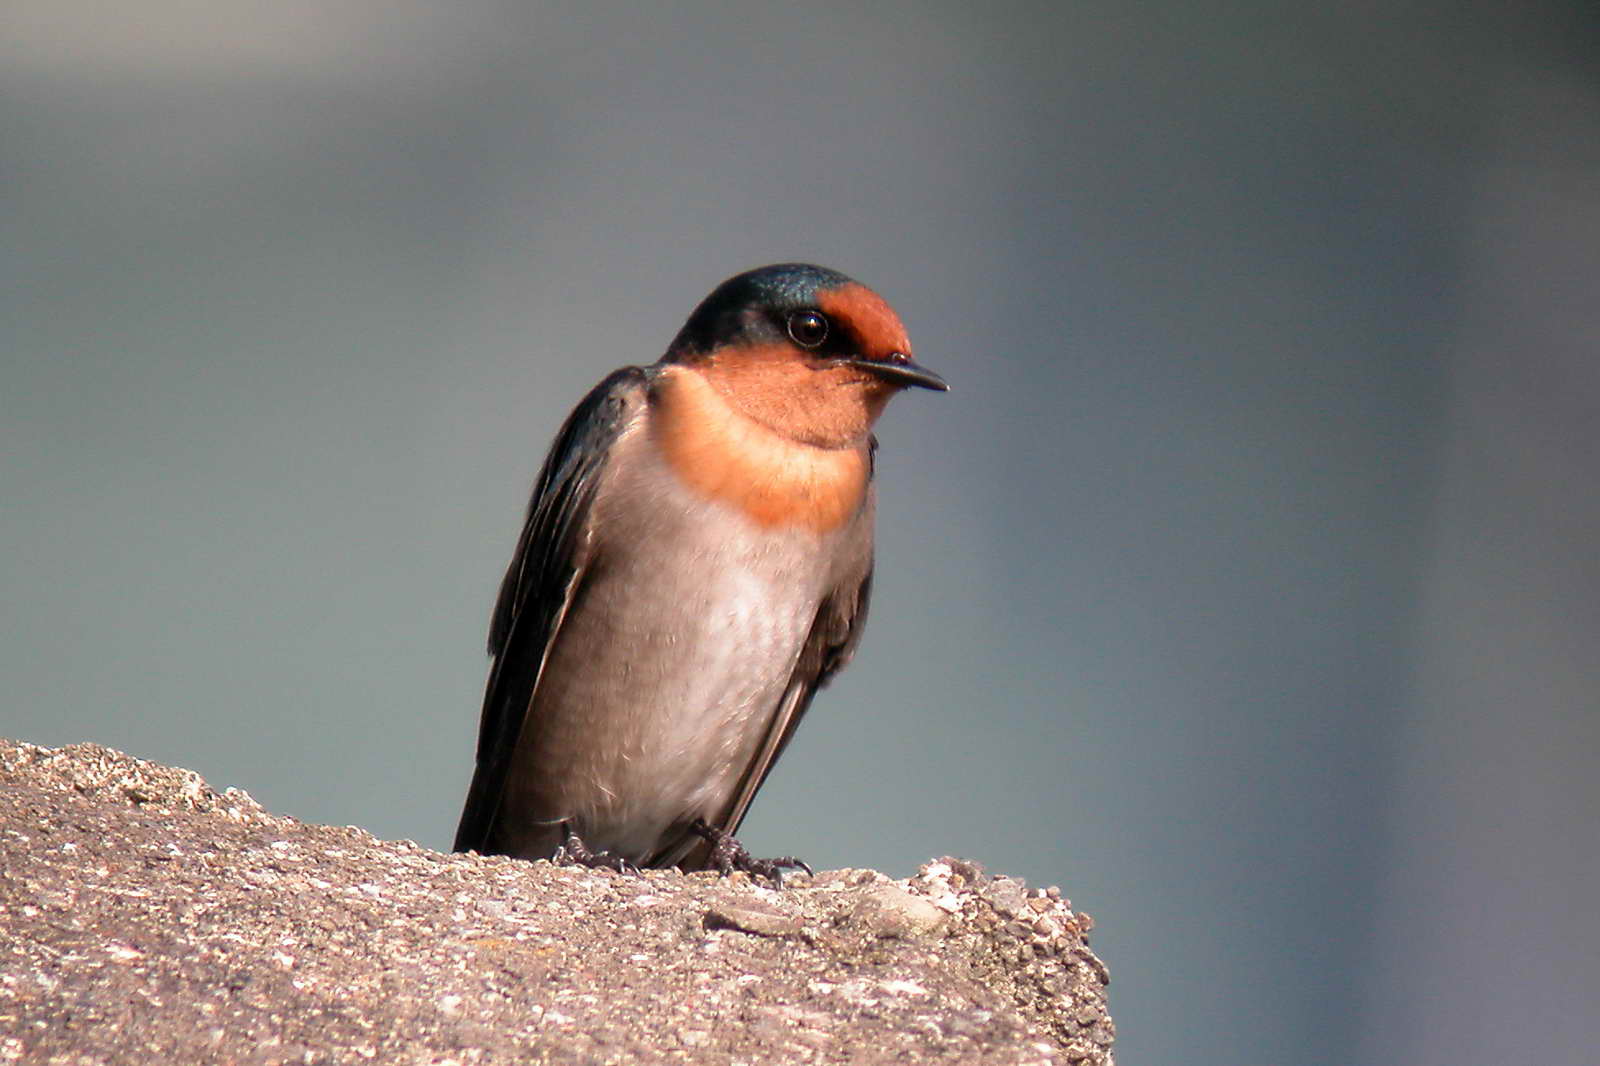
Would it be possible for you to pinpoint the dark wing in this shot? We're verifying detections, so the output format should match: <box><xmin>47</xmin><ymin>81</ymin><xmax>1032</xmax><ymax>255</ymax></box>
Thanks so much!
<box><xmin>656</xmin><ymin>483</ymin><xmax>877</xmax><ymax>871</ymax></box>
<box><xmin>453</xmin><ymin>366</ymin><xmax>650</xmax><ymax>853</ymax></box>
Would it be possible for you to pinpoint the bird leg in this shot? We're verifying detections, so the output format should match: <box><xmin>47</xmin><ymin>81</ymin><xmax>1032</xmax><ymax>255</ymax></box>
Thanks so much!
<box><xmin>551</xmin><ymin>822</ymin><xmax>638</xmax><ymax>874</ymax></box>
<box><xmin>689</xmin><ymin>818</ymin><xmax>812</xmax><ymax>886</ymax></box>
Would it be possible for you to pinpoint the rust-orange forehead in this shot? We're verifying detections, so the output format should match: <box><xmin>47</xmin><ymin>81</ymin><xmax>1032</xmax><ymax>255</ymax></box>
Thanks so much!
<box><xmin>817</xmin><ymin>283</ymin><xmax>911</xmax><ymax>358</ymax></box>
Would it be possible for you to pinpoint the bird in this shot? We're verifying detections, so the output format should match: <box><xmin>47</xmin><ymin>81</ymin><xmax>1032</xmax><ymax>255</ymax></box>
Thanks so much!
<box><xmin>453</xmin><ymin>263</ymin><xmax>947</xmax><ymax>880</ymax></box>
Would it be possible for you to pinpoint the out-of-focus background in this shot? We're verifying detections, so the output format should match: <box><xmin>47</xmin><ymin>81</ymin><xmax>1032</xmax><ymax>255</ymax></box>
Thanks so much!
<box><xmin>4</xmin><ymin>4</ymin><xmax>1597</xmax><ymax>1064</ymax></box>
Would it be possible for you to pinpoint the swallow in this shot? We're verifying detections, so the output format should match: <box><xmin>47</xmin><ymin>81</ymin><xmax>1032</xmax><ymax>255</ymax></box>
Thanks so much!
<box><xmin>453</xmin><ymin>263</ymin><xmax>946</xmax><ymax>880</ymax></box>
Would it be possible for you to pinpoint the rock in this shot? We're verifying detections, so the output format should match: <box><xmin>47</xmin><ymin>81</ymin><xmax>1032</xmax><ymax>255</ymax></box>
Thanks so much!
<box><xmin>848</xmin><ymin>883</ymin><xmax>950</xmax><ymax>938</ymax></box>
<box><xmin>985</xmin><ymin>876</ymin><xmax>1031</xmax><ymax>918</ymax></box>
<box><xmin>0</xmin><ymin>738</ymin><xmax>1115</xmax><ymax>1064</ymax></box>
<box><xmin>703</xmin><ymin>900</ymin><xmax>805</xmax><ymax>938</ymax></box>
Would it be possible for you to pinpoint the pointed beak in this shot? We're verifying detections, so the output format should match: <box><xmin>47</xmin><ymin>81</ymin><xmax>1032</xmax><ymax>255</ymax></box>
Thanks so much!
<box><xmin>843</xmin><ymin>352</ymin><xmax>950</xmax><ymax>392</ymax></box>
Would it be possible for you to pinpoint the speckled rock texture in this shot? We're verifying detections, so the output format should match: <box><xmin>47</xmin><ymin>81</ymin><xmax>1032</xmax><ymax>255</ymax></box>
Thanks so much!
<box><xmin>0</xmin><ymin>739</ymin><xmax>1114</xmax><ymax>1065</ymax></box>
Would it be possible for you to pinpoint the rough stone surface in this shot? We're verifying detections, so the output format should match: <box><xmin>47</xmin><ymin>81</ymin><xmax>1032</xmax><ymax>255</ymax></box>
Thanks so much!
<box><xmin>0</xmin><ymin>739</ymin><xmax>1114</xmax><ymax>1064</ymax></box>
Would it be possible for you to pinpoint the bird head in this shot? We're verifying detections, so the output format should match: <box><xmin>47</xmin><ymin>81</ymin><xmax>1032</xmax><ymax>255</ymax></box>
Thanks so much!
<box><xmin>662</xmin><ymin>264</ymin><xmax>946</xmax><ymax>448</ymax></box>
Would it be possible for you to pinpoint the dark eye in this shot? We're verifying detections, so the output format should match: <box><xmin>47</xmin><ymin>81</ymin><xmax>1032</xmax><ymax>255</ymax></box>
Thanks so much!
<box><xmin>786</xmin><ymin>310</ymin><xmax>829</xmax><ymax>348</ymax></box>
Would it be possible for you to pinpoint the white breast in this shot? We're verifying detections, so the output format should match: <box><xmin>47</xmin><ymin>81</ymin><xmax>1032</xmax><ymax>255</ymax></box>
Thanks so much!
<box><xmin>493</xmin><ymin>414</ymin><xmax>866</xmax><ymax>861</ymax></box>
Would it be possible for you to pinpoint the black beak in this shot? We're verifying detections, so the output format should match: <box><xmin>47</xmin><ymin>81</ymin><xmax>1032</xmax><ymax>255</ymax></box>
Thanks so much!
<box><xmin>842</xmin><ymin>352</ymin><xmax>950</xmax><ymax>392</ymax></box>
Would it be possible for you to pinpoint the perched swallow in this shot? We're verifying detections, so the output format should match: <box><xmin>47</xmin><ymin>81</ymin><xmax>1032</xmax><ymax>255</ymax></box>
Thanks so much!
<box><xmin>454</xmin><ymin>263</ymin><xmax>946</xmax><ymax>879</ymax></box>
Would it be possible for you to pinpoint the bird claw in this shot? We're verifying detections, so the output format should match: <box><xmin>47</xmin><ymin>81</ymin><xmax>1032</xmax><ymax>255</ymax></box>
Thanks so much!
<box><xmin>690</xmin><ymin>818</ymin><xmax>811</xmax><ymax>887</ymax></box>
<box><xmin>553</xmin><ymin>826</ymin><xmax>639</xmax><ymax>875</ymax></box>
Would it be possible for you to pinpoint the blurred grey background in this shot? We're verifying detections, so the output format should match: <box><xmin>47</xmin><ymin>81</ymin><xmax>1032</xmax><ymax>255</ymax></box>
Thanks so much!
<box><xmin>3</xmin><ymin>3</ymin><xmax>1597</xmax><ymax>1064</ymax></box>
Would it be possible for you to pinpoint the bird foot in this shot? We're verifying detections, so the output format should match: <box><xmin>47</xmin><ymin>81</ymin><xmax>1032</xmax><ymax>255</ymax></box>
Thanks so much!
<box><xmin>690</xmin><ymin>819</ymin><xmax>811</xmax><ymax>887</ymax></box>
<box><xmin>552</xmin><ymin>824</ymin><xmax>639</xmax><ymax>875</ymax></box>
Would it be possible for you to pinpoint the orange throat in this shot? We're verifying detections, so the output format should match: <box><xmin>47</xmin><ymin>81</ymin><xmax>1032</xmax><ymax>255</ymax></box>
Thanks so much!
<box><xmin>651</xmin><ymin>367</ymin><xmax>870</xmax><ymax>533</ymax></box>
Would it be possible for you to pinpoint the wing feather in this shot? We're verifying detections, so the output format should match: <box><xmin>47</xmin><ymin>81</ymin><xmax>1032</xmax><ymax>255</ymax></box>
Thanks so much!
<box><xmin>453</xmin><ymin>366</ymin><xmax>650</xmax><ymax>853</ymax></box>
